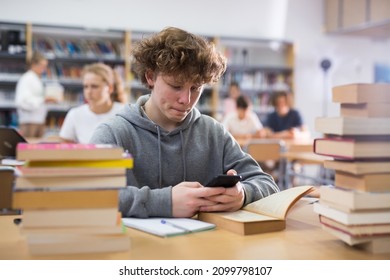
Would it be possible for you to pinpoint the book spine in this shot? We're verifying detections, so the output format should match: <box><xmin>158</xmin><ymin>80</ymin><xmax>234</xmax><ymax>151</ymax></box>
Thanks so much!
<box><xmin>17</xmin><ymin>143</ymin><xmax>116</xmax><ymax>150</ymax></box>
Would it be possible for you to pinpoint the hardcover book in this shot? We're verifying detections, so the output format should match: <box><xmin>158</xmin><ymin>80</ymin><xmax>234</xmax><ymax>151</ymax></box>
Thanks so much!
<box><xmin>335</xmin><ymin>171</ymin><xmax>390</xmax><ymax>192</ymax></box>
<box><xmin>319</xmin><ymin>215</ymin><xmax>390</xmax><ymax>238</ymax></box>
<box><xmin>21</xmin><ymin>208</ymin><xmax>120</xmax><ymax>228</ymax></box>
<box><xmin>26</xmin><ymin>233</ymin><xmax>130</xmax><ymax>255</ymax></box>
<box><xmin>332</xmin><ymin>83</ymin><xmax>390</xmax><ymax>104</ymax></box>
<box><xmin>313</xmin><ymin>137</ymin><xmax>390</xmax><ymax>159</ymax></box>
<box><xmin>13</xmin><ymin>189</ymin><xmax>120</xmax><ymax>210</ymax></box>
<box><xmin>320</xmin><ymin>221</ymin><xmax>390</xmax><ymax>246</ymax></box>
<box><xmin>313</xmin><ymin>202</ymin><xmax>390</xmax><ymax>225</ymax></box>
<box><xmin>24</xmin><ymin>156</ymin><xmax>133</xmax><ymax>168</ymax></box>
<box><xmin>340</xmin><ymin>102</ymin><xmax>390</xmax><ymax>118</ymax></box>
<box><xmin>15</xmin><ymin>175</ymin><xmax>126</xmax><ymax>190</ymax></box>
<box><xmin>198</xmin><ymin>186</ymin><xmax>313</xmax><ymax>235</ymax></box>
<box><xmin>16</xmin><ymin>166</ymin><xmax>126</xmax><ymax>177</ymax></box>
<box><xmin>319</xmin><ymin>186</ymin><xmax>390</xmax><ymax>211</ymax></box>
<box><xmin>16</xmin><ymin>143</ymin><xmax>125</xmax><ymax>161</ymax></box>
<box><xmin>315</xmin><ymin>117</ymin><xmax>390</xmax><ymax>136</ymax></box>
<box><xmin>323</xmin><ymin>159</ymin><xmax>390</xmax><ymax>175</ymax></box>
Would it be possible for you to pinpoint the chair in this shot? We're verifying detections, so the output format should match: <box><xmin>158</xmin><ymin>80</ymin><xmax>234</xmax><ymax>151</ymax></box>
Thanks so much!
<box><xmin>243</xmin><ymin>139</ymin><xmax>287</xmax><ymax>189</ymax></box>
<box><xmin>0</xmin><ymin>166</ymin><xmax>19</xmax><ymax>215</ymax></box>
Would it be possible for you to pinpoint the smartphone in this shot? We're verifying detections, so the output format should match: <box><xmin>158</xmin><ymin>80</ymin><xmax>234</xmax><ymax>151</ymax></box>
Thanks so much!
<box><xmin>205</xmin><ymin>174</ymin><xmax>242</xmax><ymax>188</ymax></box>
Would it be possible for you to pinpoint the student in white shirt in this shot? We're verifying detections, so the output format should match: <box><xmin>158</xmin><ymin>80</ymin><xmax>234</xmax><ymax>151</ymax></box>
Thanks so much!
<box><xmin>60</xmin><ymin>63</ymin><xmax>127</xmax><ymax>143</ymax></box>
<box><xmin>15</xmin><ymin>51</ymin><xmax>52</xmax><ymax>138</ymax></box>
<box><xmin>223</xmin><ymin>95</ymin><xmax>265</xmax><ymax>140</ymax></box>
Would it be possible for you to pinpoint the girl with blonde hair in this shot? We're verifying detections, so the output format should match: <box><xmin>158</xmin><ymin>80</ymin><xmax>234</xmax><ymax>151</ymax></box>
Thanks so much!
<box><xmin>60</xmin><ymin>63</ymin><xmax>127</xmax><ymax>143</ymax></box>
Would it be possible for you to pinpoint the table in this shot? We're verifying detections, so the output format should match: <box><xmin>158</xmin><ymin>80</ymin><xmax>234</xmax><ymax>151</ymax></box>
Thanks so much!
<box><xmin>281</xmin><ymin>151</ymin><xmax>334</xmax><ymax>188</ymax></box>
<box><xmin>1</xmin><ymin>199</ymin><xmax>389</xmax><ymax>260</ymax></box>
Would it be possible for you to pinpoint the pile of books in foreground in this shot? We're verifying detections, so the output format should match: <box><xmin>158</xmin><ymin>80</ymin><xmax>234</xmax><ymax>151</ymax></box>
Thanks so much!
<box><xmin>313</xmin><ymin>83</ymin><xmax>390</xmax><ymax>254</ymax></box>
<box><xmin>13</xmin><ymin>143</ymin><xmax>132</xmax><ymax>255</ymax></box>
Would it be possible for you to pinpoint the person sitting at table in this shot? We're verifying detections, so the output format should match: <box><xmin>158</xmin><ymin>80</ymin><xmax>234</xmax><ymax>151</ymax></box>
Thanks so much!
<box><xmin>222</xmin><ymin>95</ymin><xmax>266</xmax><ymax>141</ymax></box>
<box><xmin>264</xmin><ymin>91</ymin><xmax>310</xmax><ymax>140</ymax></box>
<box><xmin>222</xmin><ymin>81</ymin><xmax>241</xmax><ymax>117</ymax></box>
<box><xmin>90</xmin><ymin>27</ymin><xmax>279</xmax><ymax>218</ymax></box>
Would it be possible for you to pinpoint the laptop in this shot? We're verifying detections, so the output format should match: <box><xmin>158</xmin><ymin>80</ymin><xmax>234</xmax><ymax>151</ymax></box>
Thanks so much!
<box><xmin>0</xmin><ymin>127</ymin><xmax>27</xmax><ymax>159</ymax></box>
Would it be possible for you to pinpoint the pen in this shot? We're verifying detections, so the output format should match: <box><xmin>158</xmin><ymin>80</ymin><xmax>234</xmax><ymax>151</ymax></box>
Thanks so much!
<box><xmin>160</xmin><ymin>219</ymin><xmax>192</xmax><ymax>233</ymax></box>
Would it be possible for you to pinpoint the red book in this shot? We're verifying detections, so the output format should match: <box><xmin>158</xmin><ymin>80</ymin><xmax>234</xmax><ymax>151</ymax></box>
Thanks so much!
<box><xmin>16</xmin><ymin>143</ymin><xmax>125</xmax><ymax>161</ymax></box>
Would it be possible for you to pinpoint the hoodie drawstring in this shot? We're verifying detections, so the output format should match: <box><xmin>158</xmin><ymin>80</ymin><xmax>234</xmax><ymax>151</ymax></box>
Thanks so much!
<box><xmin>156</xmin><ymin>126</ymin><xmax>163</xmax><ymax>188</ymax></box>
<box><xmin>180</xmin><ymin>130</ymin><xmax>186</xmax><ymax>181</ymax></box>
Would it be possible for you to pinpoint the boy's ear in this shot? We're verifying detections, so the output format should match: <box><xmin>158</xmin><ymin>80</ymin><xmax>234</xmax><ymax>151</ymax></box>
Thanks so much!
<box><xmin>145</xmin><ymin>70</ymin><xmax>155</xmax><ymax>89</ymax></box>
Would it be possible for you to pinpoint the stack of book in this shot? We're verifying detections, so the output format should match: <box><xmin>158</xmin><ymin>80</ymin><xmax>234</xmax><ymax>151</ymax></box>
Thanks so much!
<box><xmin>12</xmin><ymin>143</ymin><xmax>133</xmax><ymax>255</ymax></box>
<box><xmin>313</xmin><ymin>83</ymin><xmax>390</xmax><ymax>254</ymax></box>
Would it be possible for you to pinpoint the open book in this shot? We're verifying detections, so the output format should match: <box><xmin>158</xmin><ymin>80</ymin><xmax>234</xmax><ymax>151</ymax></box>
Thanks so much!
<box><xmin>122</xmin><ymin>218</ymin><xmax>216</xmax><ymax>237</ymax></box>
<box><xmin>198</xmin><ymin>185</ymin><xmax>313</xmax><ymax>235</ymax></box>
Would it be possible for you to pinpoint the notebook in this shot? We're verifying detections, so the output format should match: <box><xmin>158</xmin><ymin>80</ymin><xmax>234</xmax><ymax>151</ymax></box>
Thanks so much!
<box><xmin>0</xmin><ymin>127</ymin><xmax>27</xmax><ymax>159</ymax></box>
<box><xmin>122</xmin><ymin>217</ymin><xmax>216</xmax><ymax>237</ymax></box>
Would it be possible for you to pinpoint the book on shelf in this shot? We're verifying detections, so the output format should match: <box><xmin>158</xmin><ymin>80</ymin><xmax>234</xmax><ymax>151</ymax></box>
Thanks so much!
<box><xmin>320</xmin><ymin>221</ymin><xmax>390</xmax><ymax>246</ymax></box>
<box><xmin>26</xmin><ymin>233</ymin><xmax>130</xmax><ymax>255</ymax></box>
<box><xmin>340</xmin><ymin>103</ymin><xmax>390</xmax><ymax>118</ymax></box>
<box><xmin>16</xmin><ymin>143</ymin><xmax>126</xmax><ymax>161</ymax></box>
<box><xmin>25</xmin><ymin>156</ymin><xmax>133</xmax><ymax>168</ymax></box>
<box><xmin>44</xmin><ymin>82</ymin><xmax>64</xmax><ymax>102</ymax></box>
<box><xmin>335</xmin><ymin>171</ymin><xmax>390</xmax><ymax>192</ymax></box>
<box><xmin>15</xmin><ymin>175</ymin><xmax>126</xmax><ymax>190</ymax></box>
<box><xmin>313</xmin><ymin>137</ymin><xmax>390</xmax><ymax>159</ymax></box>
<box><xmin>319</xmin><ymin>215</ymin><xmax>390</xmax><ymax>238</ymax></box>
<box><xmin>21</xmin><ymin>208</ymin><xmax>120</xmax><ymax>228</ymax></box>
<box><xmin>332</xmin><ymin>83</ymin><xmax>390</xmax><ymax>104</ymax></box>
<box><xmin>323</xmin><ymin>159</ymin><xmax>390</xmax><ymax>175</ymax></box>
<box><xmin>313</xmin><ymin>202</ymin><xmax>390</xmax><ymax>225</ymax></box>
<box><xmin>16</xmin><ymin>166</ymin><xmax>126</xmax><ymax>177</ymax></box>
<box><xmin>319</xmin><ymin>186</ymin><xmax>390</xmax><ymax>211</ymax></box>
<box><xmin>13</xmin><ymin>189</ymin><xmax>120</xmax><ymax>210</ymax></box>
<box><xmin>197</xmin><ymin>185</ymin><xmax>313</xmax><ymax>235</ymax></box>
<box><xmin>122</xmin><ymin>218</ymin><xmax>216</xmax><ymax>237</ymax></box>
<box><xmin>315</xmin><ymin>117</ymin><xmax>390</xmax><ymax>136</ymax></box>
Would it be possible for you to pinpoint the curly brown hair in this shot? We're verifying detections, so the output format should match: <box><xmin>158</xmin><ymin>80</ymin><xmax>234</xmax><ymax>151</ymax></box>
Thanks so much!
<box><xmin>132</xmin><ymin>27</ymin><xmax>227</xmax><ymax>88</ymax></box>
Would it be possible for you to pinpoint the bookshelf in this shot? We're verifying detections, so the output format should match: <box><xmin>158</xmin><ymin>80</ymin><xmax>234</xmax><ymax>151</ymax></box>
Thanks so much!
<box><xmin>216</xmin><ymin>36</ymin><xmax>294</xmax><ymax>122</ymax></box>
<box><xmin>0</xmin><ymin>22</ymin><xmax>131</xmax><ymax>133</ymax></box>
<box><xmin>0</xmin><ymin>22</ymin><xmax>27</xmax><ymax>127</ymax></box>
<box><xmin>0</xmin><ymin>21</ymin><xmax>295</xmax><ymax>128</ymax></box>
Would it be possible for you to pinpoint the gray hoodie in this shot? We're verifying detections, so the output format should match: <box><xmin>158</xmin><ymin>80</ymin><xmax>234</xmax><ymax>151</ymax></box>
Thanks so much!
<box><xmin>90</xmin><ymin>95</ymin><xmax>279</xmax><ymax>217</ymax></box>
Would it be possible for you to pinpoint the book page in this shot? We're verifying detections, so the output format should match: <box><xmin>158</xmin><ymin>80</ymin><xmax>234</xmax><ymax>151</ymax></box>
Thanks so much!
<box><xmin>122</xmin><ymin>218</ymin><xmax>215</xmax><ymax>237</ymax></box>
<box><xmin>243</xmin><ymin>186</ymin><xmax>313</xmax><ymax>219</ymax></box>
<box><xmin>214</xmin><ymin>210</ymin><xmax>280</xmax><ymax>222</ymax></box>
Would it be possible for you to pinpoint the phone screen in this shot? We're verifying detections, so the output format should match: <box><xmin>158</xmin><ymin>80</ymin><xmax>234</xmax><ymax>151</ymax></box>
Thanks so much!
<box><xmin>206</xmin><ymin>175</ymin><xmax>242</xmax><ymax>188</ymax></box>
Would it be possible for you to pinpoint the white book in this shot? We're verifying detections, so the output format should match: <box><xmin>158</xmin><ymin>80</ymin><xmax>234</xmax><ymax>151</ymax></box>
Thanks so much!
<box><xmin>321</xmin><ymin>223</ymin><xmax>384</xmax><ymax>246</ymax></box>
<box><xmin>314</xmin><ymin>202</ymin><xmax>390</xmax><ymax>225</ymax></box>
<box><xmin>320</xmin><ymin>186</ymin><xmax>390</xmax><ymax>211</ymax></box>
<box><xmin>122</xmin><ymin>218</ymin><xmax>215</xmax><ymax>237</ymax></box>
<box><xmin>22</xmin><ymin>208</ymin><xmax>119</xmax><ymax>228</ymax></box>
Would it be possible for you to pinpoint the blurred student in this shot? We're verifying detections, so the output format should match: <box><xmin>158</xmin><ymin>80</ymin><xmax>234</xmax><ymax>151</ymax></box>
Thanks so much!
<box><xmin>264</xmin><ymin>91</ymin><xmax>310</xmax><ymax>139</ymax></box>
<box><xmin>59</xmin><ymin>63</ymin><xmax>126</xmax><ymax>143</ymax></box>
<box><xmin>223</xmin><ymin>95</ymin><xmax>265</xmax><ymax>140</ymax></box>
<box><xmin>15</xmin><ymin>51</ymin><xmax>52</xmax><ymax>138</ymax></box>
<box><xmin>222</xmin><ymin>81</ymin><xmax>241</xmax><ymax>117</ymax></box>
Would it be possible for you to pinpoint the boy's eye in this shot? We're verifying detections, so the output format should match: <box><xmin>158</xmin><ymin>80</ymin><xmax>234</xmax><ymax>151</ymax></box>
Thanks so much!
<box><xmin>191</xmin><ymin>86</ymin><xmax>203</xmax><ymax>92</ymax></box>
<box><xmin>83</xmin><ymin>84</ymin><xmax>100</xmax><ymax>89</ymax></box>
